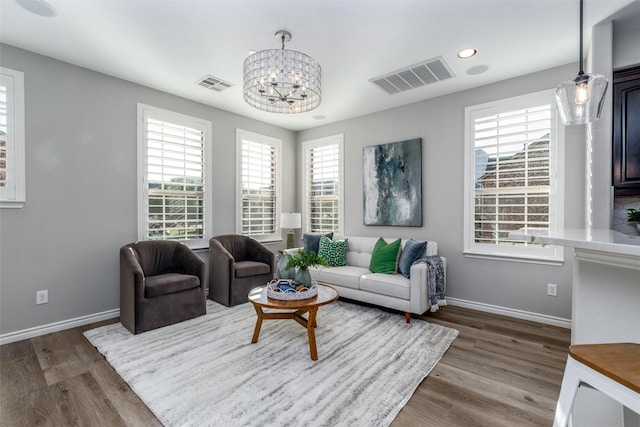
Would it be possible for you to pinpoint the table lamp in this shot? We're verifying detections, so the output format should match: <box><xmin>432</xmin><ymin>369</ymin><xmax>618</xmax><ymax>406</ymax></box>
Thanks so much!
<box><xmin>281</xmin><ymin>212</ymin><xmax>301</xmax><ymax>249</ymax></box>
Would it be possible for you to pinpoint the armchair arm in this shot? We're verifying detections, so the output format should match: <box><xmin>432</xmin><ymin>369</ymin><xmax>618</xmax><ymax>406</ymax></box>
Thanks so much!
<box><xmin>209</xmin><ymin>238</ymin><xmax>235</xmax><ymax>288</ymax></box>
<box><xmin>246</xmin><ymin>239</ymin><xmax>275</xmax><ymax>272</ymax></box>
<box><xmin>174</xmin><ymin>243</ymin><xmax>206</xmax><ymax>288</ymax></box>
<box><xmin>120</xmin><ymin>245</ymin><xmax>146</xmax><ymax>332</ymax></box>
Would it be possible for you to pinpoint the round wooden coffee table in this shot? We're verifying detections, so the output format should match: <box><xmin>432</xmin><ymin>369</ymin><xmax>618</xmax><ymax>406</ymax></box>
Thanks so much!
<box><xmin>248</xmin><ymin>283</ymin><xmax>339</xmax><ymax>361</ymax></box>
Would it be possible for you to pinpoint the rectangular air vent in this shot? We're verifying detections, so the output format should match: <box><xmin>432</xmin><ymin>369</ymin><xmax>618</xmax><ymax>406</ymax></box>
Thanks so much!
<box><xmin>370</xmin><ymin>56</ymin><xmax>455</xmax><ymax>95</ymax></box>
<box><xmin>196</xmin><ymin>75</ymin><xmax>233</xmax><ymax>92</ymax></box>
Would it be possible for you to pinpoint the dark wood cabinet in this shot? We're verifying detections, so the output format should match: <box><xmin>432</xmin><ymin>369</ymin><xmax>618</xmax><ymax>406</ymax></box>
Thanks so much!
<box><xmin>613</xmin><ymin>67</ymin><xmax>640</xmax><ymax>196</ymax></box>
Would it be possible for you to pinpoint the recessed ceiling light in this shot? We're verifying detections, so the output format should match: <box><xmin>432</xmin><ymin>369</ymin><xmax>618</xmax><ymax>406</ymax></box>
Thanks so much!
<box><xmin>457</xmin><ymin>48</ymin><xmax>477</xmax><ymax>59</ymax></box>
<box><xmin>16</xmin><ymin>0</ymin><xmax>57</xmax><ymax>17</ymax></box>
<box><xmin>313</xmin><ymin>115</ymin><xmax>327</xmax><ymax>120</ymax></box>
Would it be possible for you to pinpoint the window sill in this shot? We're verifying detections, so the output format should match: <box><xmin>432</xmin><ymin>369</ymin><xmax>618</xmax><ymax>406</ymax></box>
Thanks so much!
<box><xmin>0</xmin><ymin>201</ymin><xmax>25</xmax><ymax>208</ymax></box>
<box><xmin>463</xmin><ymin>251</ymin><xmax>564</xmax><ymax>266</ymax></box>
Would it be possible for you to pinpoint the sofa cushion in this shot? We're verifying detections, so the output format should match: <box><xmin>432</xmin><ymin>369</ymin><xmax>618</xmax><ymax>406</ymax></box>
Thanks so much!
<box><xmin>318</xmin><ymin>236</ymin><xmax>348</xmax><ymax>267</ymax></box>
<box><xmin>312</xmin><ymin>265</ymin><xmax>369</xmax><ymax>290</ymax></box>
<box><xmin>303</xmin><ymin>232</ymin><xmax>334</xmax><ymax>254</ymax></box>
<box><xmin>145</xmin><ymin>273</ymin><xmax>200</xmax><ymax>298</ymax></box>
<box><xmin>360</xmin><ymin>272</ymin><xmax>411</xmax><ymax>300</ymax></box>
<box><xmin>235</xmin><ymin>261</ymin><xmax>271</xmax><ymax>278</ymax></box>
<box><xmin>369</xmin><ymin>238</ymin><xmax>401</xmax><ymax>274</ymax></box>
<box><xmin>398</xmin><ymin>239</ymin><xmax>428</xmax><ymax>278</ymax></box>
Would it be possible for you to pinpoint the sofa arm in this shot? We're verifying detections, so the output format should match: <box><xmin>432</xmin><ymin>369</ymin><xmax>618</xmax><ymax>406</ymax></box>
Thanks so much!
<box><xmin>408</xmin><ymin>256</ymin><xmax>446</xmax><ymax>315</ymax></box>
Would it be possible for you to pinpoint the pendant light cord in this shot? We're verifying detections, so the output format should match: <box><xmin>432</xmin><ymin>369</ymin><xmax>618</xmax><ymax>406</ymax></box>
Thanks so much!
<box><xmin>579</xmin><ymin>0</ymin><xmax>584</xmax><ymax>76</ymax></box>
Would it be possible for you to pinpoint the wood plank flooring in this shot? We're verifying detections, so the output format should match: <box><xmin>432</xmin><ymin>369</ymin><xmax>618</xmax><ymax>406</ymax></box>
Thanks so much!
<box><xmin>0</xmin><ymin>304</ymin><xmax>570</xmax><ymax>426</ymax></box>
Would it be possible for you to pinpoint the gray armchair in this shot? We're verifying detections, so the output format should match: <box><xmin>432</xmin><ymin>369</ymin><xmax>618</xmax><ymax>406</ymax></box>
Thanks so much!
<box><xmin>120</xmin><ymin>240</ymin><xmax>206</xmax><ymax>334</ymax></box>
<box><xmin>209</xmin><ymin>234</ymin><xmax>275</xmax><ymax>306</ymax></box>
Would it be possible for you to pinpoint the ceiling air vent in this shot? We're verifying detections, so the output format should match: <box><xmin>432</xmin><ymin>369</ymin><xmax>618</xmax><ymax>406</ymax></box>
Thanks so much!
<box><xmin>370</xmin><ymin>56</ymin><xmax>455</xmax><ymax>95</ymax></box>
<box><xmin>196</xmin><ymin>75</ymin><xmax>233</xmax><ymax>92</ymax></box>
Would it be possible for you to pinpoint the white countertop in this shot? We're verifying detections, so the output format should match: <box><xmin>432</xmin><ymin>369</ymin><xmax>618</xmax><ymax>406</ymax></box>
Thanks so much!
<box><xmin>509</xmin><ymin>228</ymin><xmax>640</xmax><ymax>257</ymax></box>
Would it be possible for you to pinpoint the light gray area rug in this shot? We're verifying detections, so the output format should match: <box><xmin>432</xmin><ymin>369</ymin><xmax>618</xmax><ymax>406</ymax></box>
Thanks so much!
<box><xmin>84</xmin><ymin>300</ymin><xmax>458</xmax><ymax>427</ymax></box>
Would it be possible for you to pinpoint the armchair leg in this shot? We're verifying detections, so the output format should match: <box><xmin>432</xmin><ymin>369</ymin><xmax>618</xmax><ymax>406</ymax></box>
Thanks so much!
<box><xmin>405</xmin><ymin>312</ymin><xmax>411</xmax><ymax>323</ymax></box>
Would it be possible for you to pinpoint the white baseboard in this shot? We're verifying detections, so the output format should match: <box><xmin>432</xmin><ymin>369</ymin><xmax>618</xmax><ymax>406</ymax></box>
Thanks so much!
<box><xmin>0</xmin><ymin>309</ymin><xmax>120</xmax><ymax>346</ymax></box>
<box><xmin>446</xmin><ymin>297</ymin><xmax>571</xmax><ymax>329</ymax></box>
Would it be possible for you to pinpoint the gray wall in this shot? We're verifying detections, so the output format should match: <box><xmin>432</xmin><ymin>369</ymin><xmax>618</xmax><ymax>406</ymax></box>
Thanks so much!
<box><xmin>0</xmin><ymin>43</ymin><xmax>587</xmax><ymax>337</ymax></box>
<box><xmin>297</xmin><ymin>63</ymin><xmax>587</xmax><ymax>320</ymax></box>
<box><xmin>0</xmin><ymin>45</ymin><xmax>296</xmax><ymax>335</ymax></box>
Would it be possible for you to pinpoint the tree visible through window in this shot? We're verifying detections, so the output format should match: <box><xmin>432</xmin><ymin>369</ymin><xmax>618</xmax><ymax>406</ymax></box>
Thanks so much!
<box><xmin>464</xmin><ymin>91</ymin><xmax>563</xmax><ymax>261</ymax></box>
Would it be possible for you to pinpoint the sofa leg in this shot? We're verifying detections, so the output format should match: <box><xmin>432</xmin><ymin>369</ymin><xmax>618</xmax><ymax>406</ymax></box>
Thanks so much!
<box><xmin>405</xmin><ymin>312</ymin><xmax>411</xmax><ymax>323</ymax></box>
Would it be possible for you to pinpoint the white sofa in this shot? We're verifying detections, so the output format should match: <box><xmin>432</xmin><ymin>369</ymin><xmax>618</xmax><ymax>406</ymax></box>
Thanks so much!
<box><xmin>287</xmin><ymin>235</ymin><xmax>446</xmax><ymax>322</ymax></box>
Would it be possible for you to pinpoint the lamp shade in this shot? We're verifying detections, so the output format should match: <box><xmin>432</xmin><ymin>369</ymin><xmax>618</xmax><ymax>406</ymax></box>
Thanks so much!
<box><xmin>281</xmin><ymin>212</ymin><xmax>301</xmax><ymax>229</ymax></box>
<box><xmin>555</xmin><ymin>73</ymin><xmax>608</xmax><ymax>126</ymax></box>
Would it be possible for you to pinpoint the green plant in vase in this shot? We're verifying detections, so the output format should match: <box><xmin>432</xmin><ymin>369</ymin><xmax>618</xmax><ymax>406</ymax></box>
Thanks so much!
<box><xmin>285</xmin><ymin>250</ymin><xmax>329</xmax><ymax>288</ymax></box>
<box><xmin>627</xmin><ymin>208</ymin><xmax>640</xmax><ymax>232</ymax></box>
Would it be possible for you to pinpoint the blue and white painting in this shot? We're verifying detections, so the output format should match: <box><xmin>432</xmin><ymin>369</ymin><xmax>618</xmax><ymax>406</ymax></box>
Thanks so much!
<box><xmin>363</xmin><ymin>138</ymin><xmax>422</xmax><ymax>226</ymax></box>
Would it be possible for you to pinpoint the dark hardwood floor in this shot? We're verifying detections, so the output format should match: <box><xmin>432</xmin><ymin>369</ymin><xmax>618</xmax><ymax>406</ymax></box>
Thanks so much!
<box><xmin>1</xmin><ymin>304</ymin><xmax>570</xmax><ymax>426</ymax></box>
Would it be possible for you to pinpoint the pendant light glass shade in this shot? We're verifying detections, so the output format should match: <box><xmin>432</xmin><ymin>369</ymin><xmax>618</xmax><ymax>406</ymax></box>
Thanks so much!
<box><xmin>555</xmin><ymin>73</ymin><xmax>608</xmax><ymax>125</ymax></box>
<box><xmin>555</xmin><ymin>0</ymin><xmax>608</xmax><ymax>126</ymax></box>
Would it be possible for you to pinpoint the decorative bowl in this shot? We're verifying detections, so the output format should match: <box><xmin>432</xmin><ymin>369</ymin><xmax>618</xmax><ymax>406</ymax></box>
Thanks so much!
<box><xmin>266</xmin><ymin>279</ymin><xmax>318</xmax><ymax>300</ymax></box>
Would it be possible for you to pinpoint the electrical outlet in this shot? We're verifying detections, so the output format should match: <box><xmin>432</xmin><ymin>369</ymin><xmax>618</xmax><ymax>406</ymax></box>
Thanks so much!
<box><xmin>547</xmin><ymin>283</ymin><xmax>557</xmax><ymax>297</ymax></box>
<box><xmin>36</xmin><ymin>290</ymin><xmax>48</xmax><ymax>305</ymax></box>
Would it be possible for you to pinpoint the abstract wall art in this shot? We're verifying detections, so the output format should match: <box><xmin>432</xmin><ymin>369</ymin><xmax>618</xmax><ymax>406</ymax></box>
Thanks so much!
<box><xmin>363</xmin><ymin>138</ymin><xmax>422</xmax><ymax>226</ymax></box>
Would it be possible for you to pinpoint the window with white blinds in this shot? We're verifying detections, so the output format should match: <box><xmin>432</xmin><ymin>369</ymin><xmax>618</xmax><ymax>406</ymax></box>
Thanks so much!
<box><xmin>463</xmin><ymin>90</ymin><xmax>564</xmax><ymax>262</ymax></box>
<box><xmin>236</xmin><ymin>129</ymin><xmax>281</xmax><ymax>241</ymax></box>
<box><xmin>302</xmin><ymin>134</ymin><xmax>344</xmax><ymax>234</ymax></box>
<box><xmin>137</xmin><ymin>104</ymin><xmax>212</xmax><ymax>247</ymax></box>
<box><xmin>0</xmin><ymin>67</ymin><xmax>25</xmax><ymax>208</ymax></box>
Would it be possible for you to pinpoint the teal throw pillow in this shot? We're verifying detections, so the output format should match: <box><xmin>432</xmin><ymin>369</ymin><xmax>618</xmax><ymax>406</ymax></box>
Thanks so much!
<box><xmin>318</xmin><ymin>235</ymin><xmax>347</xmax><ymax>267</ymax></box>
<box><xmin>303</xmin><ymin>232</ymin><xmax>333</xmax><ymax>254</ymax></box>
<box><xmin>398</xmin><ymin>239</ymin><xmax>427</xmax><ymax>278</ymax></box>
<box><xmin>369</xmin><ymin>238</ymin><xmax>402</xmax><ymax>274</ymax></box>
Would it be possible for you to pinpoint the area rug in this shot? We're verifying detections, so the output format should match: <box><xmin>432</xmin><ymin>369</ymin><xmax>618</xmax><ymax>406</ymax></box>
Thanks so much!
<box><xmin>84</xmin><ymin>300</ymin><xmax>458</xmax><ymax>427</ymax></box>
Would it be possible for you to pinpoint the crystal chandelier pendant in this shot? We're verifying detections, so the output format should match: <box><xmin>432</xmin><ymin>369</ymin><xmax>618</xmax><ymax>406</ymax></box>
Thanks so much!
<box><xmin>243</xmin><ymin>30</ymin><xmax>322</xmax><ymax>114</ymax></box>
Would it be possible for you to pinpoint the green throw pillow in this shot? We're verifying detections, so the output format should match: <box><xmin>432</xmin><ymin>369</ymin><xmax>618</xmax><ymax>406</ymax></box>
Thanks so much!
<box><xmin>369</xmin><ymin>238</ymin><xmax>401</xmax><ymax>274</ymax></box>
<box><xmin>318</xmin><ymin>236</ymin><xmax>348</xmax><ymax>267</ymax></box>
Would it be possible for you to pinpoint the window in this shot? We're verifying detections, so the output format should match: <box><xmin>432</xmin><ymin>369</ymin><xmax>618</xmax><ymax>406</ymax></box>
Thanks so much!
<box><xmin>463</xmin><ymin>90</ymin><xmax>564</xmax><ymax>262</ymax></box>
<box><xmin>302</xmin><ymin>134</ymin><xmax>344</xmax><ymax>234</ymax></box>
<box><xmin>137</xmin><ymin>104</ymin><xmax>212</xmax><ymax>247</ymax></box>
<box><xmin>0</xmin><ymin>67</ymin><xmax>26</xmax><ymax>208</ymax></box>
<box><xmin>236</xmin><ymin>129</ymin><xmax>282</xmax><ymax>241</ymax></box>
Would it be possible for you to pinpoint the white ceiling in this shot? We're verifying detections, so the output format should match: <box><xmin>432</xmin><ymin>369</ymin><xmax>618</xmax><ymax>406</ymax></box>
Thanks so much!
<box><xmin>1</xmin><ymin>0</ymin><xmax>638</xmax><ymax>131</ymax></box>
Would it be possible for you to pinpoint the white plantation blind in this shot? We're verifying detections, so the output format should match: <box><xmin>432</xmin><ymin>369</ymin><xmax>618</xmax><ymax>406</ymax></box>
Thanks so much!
<box><xmin>302</xmin><ymin>135</ymin><xmax>344</xmax><ymax>234</ymax></box>
<box><xmin>464</xmin><ymin>91</ymin><xmax>563</xmax><ymax>262</ymax></box>
<box><xmin>306</xmin><ymin>144</ymin><xmax>340</xmax><ymax>232</ymax></box>
<box><xmin>138</xmin><ymin>105</ymin><xmax>211</xmax><ymax>246</ymax></box>
<box><xmin>236</xmin><ymin>130</ymin><xmax>281</xmax><ymax>240</ymax></box>
<box><xmin>0</xmin><ymin>67</ymin><xmax>25</xmax><ymax>208</ymax></box>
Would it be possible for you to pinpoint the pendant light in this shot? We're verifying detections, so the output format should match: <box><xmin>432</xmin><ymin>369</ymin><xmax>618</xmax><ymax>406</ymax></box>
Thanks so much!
<box><xmin>555</xmin><ymin>0</ymin><xmax>608</xmax><ymax>126</ymax></box>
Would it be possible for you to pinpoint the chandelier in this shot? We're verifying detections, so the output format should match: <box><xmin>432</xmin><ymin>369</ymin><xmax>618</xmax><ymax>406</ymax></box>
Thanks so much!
<box><xmin>243</xmin><ymin>30</ymin><xmax>321</xmax><ymax>114</ymax></box>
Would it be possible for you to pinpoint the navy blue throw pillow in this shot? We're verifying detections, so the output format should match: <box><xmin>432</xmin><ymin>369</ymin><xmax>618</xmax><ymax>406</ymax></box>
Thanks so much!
<box><xmin>398</xmin><ymin>239</ymin><xmax>427</xmax><ymax>278</ymax></box>
<box><xmin>303</xmin><ymin>232</ymin><xmax>334</xmax><ymax>254</ymax></box>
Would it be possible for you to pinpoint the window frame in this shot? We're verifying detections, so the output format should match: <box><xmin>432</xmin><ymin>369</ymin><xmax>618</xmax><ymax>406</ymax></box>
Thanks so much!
<box><xmin>463</xmin><ymin>89</ymin><xmax>565</xmax><ymax>264</ymax></box>
<box><xmin>235</xmin><ymin>129</ymin><xmax>282</xmax><ymax>242</ymax></box>
<box><xmin>301</xmin><ymin>134</ymin><xmax>344</xmax><ymax>235</ymax></box>
<box><xmin>0</xmin><ymin>67</ymin><xmax>26</xmax><ymax>209</ymax></box>
<box><xmin>137</xmin><ymin>103</ymin><xmax>213</xmax><ymax>248</ymax></box>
